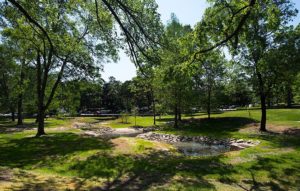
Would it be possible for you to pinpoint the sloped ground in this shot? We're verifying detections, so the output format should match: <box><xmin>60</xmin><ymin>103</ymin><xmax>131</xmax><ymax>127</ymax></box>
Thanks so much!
<box><xmin>0</xmin><ymin>112</ymin><xmax>299</xmax><ymax>190</ymax></box>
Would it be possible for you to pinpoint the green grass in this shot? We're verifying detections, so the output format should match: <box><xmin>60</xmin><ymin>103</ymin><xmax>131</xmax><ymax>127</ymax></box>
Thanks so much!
<box><xmin>0</xmin><ymin>109</ymin><xmax>299</xmax><ymax>190</ymax></box>
<box><xmin>205</xmin><ymin>109</ymin><xmax>300</xmax><ymax>126</ymax></box>
<box><xmin>105</xmin><ymin>108</ymin><xmax>300</xmax><ymax>129</ymax></box>
<box><xmin>107</xmin><ymin>115</ymin><xmax>167</xmax><ymax>128</ymax></box>
<box><xmin>0</xmin><ymin>117</ymin><xmax>74</xmax><ymax>129</ymax></box>
<box><xmin>0</xmin><ymin>116</ymin><xmax>115</xmax><ymax>130</ymax></box>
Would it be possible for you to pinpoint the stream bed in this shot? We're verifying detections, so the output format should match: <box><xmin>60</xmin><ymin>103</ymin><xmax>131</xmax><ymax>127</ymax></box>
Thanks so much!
<box><xmin>172</xmin><ymin>142</ymin><xmax>230</xmax><ymax>156</ymax></box>
<box><xmin>82</xmin><ymin>126</ymin><xmax>259</xmax><ymax>157</ymax></box>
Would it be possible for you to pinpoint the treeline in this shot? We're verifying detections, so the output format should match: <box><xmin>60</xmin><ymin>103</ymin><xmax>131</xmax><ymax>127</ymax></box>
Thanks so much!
<box><xmin>1</xmin><ymin>0</ymin><xmax>300</xmax><ymax>136</ymax></box>
<box><xmin>146</xmin><ymin>12</ymin><xmax>300</xmax><ymax>129</ymax></box>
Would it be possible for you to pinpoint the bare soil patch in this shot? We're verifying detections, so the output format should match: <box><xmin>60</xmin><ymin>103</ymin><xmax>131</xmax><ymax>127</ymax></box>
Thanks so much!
<box><xmin>239</xmin><ymin>123</ymin><xmax>300</xmax><ymax>136</ymax></box>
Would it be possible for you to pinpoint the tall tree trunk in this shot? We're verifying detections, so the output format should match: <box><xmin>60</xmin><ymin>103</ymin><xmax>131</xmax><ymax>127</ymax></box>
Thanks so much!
<box><xmin>174</xmin><ymin>105</ymin><xmax>178</xmax><ymax>128</ymax></box>
<box><xmin>153</xmin><ymin>100</ymin><xmax>156</xmax><ymax>125</ymax></box>
<box><xmin>257</xmin><ymin>70</ymin><xmax>267</xmax><ymax>132</ymax></box>
<box><xmin>207</xmin><ymin>86</ymin><xmax>211</xmax><ymax>119</ymax></box>
<box><xmin>1</xmin><ymin>74</ymin><xmax>15</xmax><ymax>122</ymax></box>
<box><xmin>267</xmin><ymin>98</ymin><xmax>271</xmax><ymax>108</ymax></box>
<box><xmin>178</xmin><ymin>90</ymin><xmax>182</xmax><ymax>122</ymax></box>
<box><xmin>260</xmin><ymin>93</ymin><xmax>267</xmax><ymax>131</ymax></box>
<box><xmin>286</xmin><ymin>85</ymin><xmax>292</xmax><ymax>108</ymax></box>
<box><xmin>17</xmin><ymin>63</ymin><xmax>25</xmax><ymax>126</ymax></box>
<box><xmin>17</xmin><ymin>93</ymin><xmax>23</xmax><ymax>126</ymax></box>
<box><xmin>178</xmin><ymin>107</ymin><xmax>182</xmax><ymax>121</ymax></box>
<box><xmin>151</xmin><ymin>89</ymin><xmax>156</xmax><ymax>125</ymax></box>
<box><xmin>36</xmin><ymin>53</ymin><xmax>46</xmax><ymax>137</ymax></box>
<box><xmin>37</xmin><ymin>106</ymin><xmax>45</xmax><ymax>136</ymax></box>
<box><xmin>11</xmin><ymin>109</ymin><xmax>15</xmax><ymax>122</ymax></box>
<box><xmin>36</xmin><ymin>85</ymin><xmax>46</xmax><ymax>136</ymax></box>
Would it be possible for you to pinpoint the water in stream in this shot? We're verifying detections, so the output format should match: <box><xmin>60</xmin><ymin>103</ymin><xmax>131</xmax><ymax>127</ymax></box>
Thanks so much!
<box><xmin>172</xmin><ymin>142</ymin><xmax>230</xmax><ymax>157</ymax></box>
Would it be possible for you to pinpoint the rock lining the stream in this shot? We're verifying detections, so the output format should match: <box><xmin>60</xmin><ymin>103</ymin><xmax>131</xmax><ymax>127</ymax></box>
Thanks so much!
<box><xmin>81</xmin><ymin>125</ymin><xmax>160</xmax><ymax>137</ymax></box>
<box><xmin>137</xmin><ymin>132</ymin><xmax>260</xmax><ymax>150</ymax></box>
<box><xmin>81</xmin><ymin>124</ymin><xmax>259</xmax><ymax>150</ymax></box>
<box><xmin>83</xmin><ymin>127</ymin><xmax>115</xmax><ymax>137</ymax></box>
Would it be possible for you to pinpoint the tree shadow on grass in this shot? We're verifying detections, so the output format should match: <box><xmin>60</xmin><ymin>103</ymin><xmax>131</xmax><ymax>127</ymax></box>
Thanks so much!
<box><xmin>241</xmin><ymin>156</ymin><xmax>299</xmax><ymax>191</ymax></box>
<box><xmin>69</xmin><ymin>151</ymin><xmax>237</xmax><ymax>190</ymax></box>
<box><xmin>218</xmin><ymin>135</ymin><xmax>300</xmax><ymax>191</ymax></box>
<box><xmin>0</xmin><ymin>133</ymin><xmax>113</xmax><ymax>168</ymax></box>
<box><xmin>1</xmin><ymin>145</ymin><xmax>239</xmax><ymax>191</ymax></box>
<box><xmin>0</xmin><ymin>120</ymin><xmax>17</xmax><ymax>128</ymax></box>
<box><xmin>0</xmin><ymin>120</ymin><xmax>36</xmax><ymax>133</ymax></box>
<box><xmin>250</xmin><ymin>131</ymin><xmax>300</xmax><ymax>148</ymax></box>
<box><xmin>0</xmin><ymin>167</ymin><xmax>86</xmax><ymax>191</ymax></box>
<box><xmin>162</xmin><ymin>117</ymin><xmax>257</xmax><ymax>137</ymax></box>
<box><xmin>91</xmin><ymin>117</ymin><xmax>119</xmax><ymax>123</ymax></box>
<box><xmin>3</xmin><ymin>147</ymin><xmax>299</xmax><ymax>191</ymax></box>
<box><xmin>155</xmin><ymin>116</ymin><xmax>174</xmax><ymax>123</ymax></box>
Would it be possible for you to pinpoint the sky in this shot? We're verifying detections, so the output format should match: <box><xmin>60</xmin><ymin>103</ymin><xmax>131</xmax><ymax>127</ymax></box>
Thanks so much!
<box><xmin>101</xmin><ymin>0</ymin><xmax>300</xmax><ymax>82</ymax></box>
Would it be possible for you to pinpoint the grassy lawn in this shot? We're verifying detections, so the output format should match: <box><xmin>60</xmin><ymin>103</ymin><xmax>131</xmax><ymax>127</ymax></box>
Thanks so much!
<box><xmin>0</xmin><ymin>117</ymin><xmax>74</xmax><ymax>129</ymax></box>
<box><xmin>107</xmin><ymin>115</ymin><xmax>169</xmax><ymax>128</ymax></box>
<box><xmin>107</xmin><ymin>108</ymin><xmax>300</xmax><ymax>130</ymax></box>
<box><xmin>0</xmin><ymin>109</ymin><xmax>299</xmax><ymax>190</ymax></box>
<box><xmin>206</xmin><ymin>109</ymin><xmax>300</xmax><ymax>127</ymax></box>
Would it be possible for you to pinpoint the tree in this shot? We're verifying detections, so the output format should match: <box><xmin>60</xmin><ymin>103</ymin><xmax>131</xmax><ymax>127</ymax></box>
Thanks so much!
<box><xmin>194</xmin><ymin>51</ymin><xmax>226</xmax><ymax>119</ymax></box>
<box><xmin>102</xmin><ymin>77</ymin><xmax>123</xmax><ymax>113</ymax></box>
<box><xmin>202</xmin><ymin>0</ymin><xmax>298</xmax><ymax>131</ymax></box>
<box><xmin>224</xmin><ymin>63</ymin><xmax>254</xmax><ymax>107</ymax></box>
<box><xmin>5</xmin><ymin>37</ymin><xmax>35</xmax><ymax>125</ymax></box>
<box><xmin>267</xmin><ymin>26</ymin><xmax>300</xmax><ymax>107</ymax></box>
<box><xmin>79</xmin><ymin>79</ymin><xmax>103</xmax><ymax>113</ymax></box>
<box><xmin>120</xmin><ymin>80</ymin><xmax>134</xmax><ymax>113</ymax></box>
<box><xmin>1</xmin><ymin>0</ymin><xmax>153</xmax><ymax>135</ymax></box>
<box><xmin>132</xmin><ymin>106</ymin><xmax>138</xmax><ymax>127</ymax></box>
<box><xmin>192</xmin><ymin>0</ymin><xmax>257</xmax><ymax>59</ymax></box>
<box><xmin>0</xmin><ymin>43</ymin><xmax>18</xmax><ymax>121</ymax></box>
<box><xmin>1</xmin><ymin>0</ymin><xmax>162</xmax><ymax>136</ymax></box>
<box><xmin>130</xmin><ymin>76</ymin><xmax>153</xmax><ymax>112</ymax></box>
<box><xmin>153</xmin><ymin>14</ymin><xmax>195</xmax><ymax>128</ymax></box>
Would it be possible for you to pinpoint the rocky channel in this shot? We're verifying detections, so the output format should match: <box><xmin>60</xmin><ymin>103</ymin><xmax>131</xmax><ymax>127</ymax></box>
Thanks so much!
<box><xmin>79</xmin><ymin>123</ymin><xmax>260</xmax><ymax>152</ymax></box>
<box><xmin>81</xmin><ymin>125</ymin><xmax>158</xmax><ymax>138</ymax></box>
<box><xmin>137</xmin><ymin>132</ymin><xmax>260</xmax><ymax>150</ymax></box>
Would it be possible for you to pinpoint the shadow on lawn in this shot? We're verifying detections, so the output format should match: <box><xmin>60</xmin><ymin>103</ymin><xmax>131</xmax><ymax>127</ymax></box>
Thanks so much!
<box><xmin>249</xmin><ymin>156</ymin><xmax>300</xmax><ymax>190</ymax></box>
<box><xmin>1</xmin><ymin>147</ymin><xmax>238</xmax><ymax>190</ymax></box>
<box><xmin>0</xmin><ymin>130</ymin><xmax>237</xmax><ymax>190</ymax></box>
<box><xmin>68</xmin><ymin>151</ymin><xmax>236</xmax><ymax>190</ymax></box>
<box><xmin>221</xmin><ymin>154</ymin><xmax>300</xmax><ymax>191</ymax></box>
<box><xmin>91</xmin><ymin>117</ymin><xmax>119</xmax><ymax>123</ymax></box>
<box><xmin>0</xmin><ymin>118</ymin><xmax>69</xmax><ymax>134</ymax></box>
<box><xmin>0</xmin><ymin>133</ymin><xmax>113</xmax><ymax>168</ymax></box>
<box><xmin>1</xmin><ymin>117</ymin><xmax>299</xmax><ymax>190</ymax></box>
<box><xmin>0</xmin><ymin>169</ymin><xmax>74</xmax><ymax>191</ymax></box>
<box><xmin>4</xmin><ymin>149</ymin><xmax>299</xmax><ymax>191</ymax></box>
<box><xmin>162</xmin><ymin>117</ymin><xmax>257</xmax><ymax>137</ymax></box>
<box><xmin>0</xmin><ymin>120</ymin><xmax>36</xmax><ymax>133</ymax></box>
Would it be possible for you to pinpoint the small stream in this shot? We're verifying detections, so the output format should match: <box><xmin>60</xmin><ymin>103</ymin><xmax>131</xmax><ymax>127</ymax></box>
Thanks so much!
<box><xmin>172</xmin><ymin>142</ymin><xmax>230</xmax><ymax>156</ymax></box>
<box><xmin>116</xmin><ymin>132</ymin><xmax>231</xmax><ymax>156</ymax></box>
<box><xmin>82</xmin><ymin>125</ymin><xmax>253</xmax><ymax>157</ymax></box>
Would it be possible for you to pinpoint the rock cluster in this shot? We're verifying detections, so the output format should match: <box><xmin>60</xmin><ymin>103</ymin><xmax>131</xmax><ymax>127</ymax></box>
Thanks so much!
<box><xmin>82</xmin><ymin>127</ymin><xmax>145</xmax><ymax>138</ymax></box>
<box><xmin>137</xmin><ymin>132</ymin><xmax>260</xmax><ymax>150</ymax></box>
<box><xmin>132</xmin><ymin>126</ymin><xmax>160</xmax><ymax>132</ymax></box>
<box><xmin>83</xmin><ymin>127</ymin><xmax>115</xmax><ymax>137</ymax></box>
<box><xmin>73</xmin><ymin>122</ymin><xmax>92</xmax><ymax>129</ymax></box>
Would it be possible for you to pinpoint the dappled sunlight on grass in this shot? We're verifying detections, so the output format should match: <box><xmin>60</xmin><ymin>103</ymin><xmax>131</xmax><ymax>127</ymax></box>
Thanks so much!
<box><xmin>0</xmin><ymin>109</ymin><xmax>300</xmax><ymax>190</ymax></box>
<box><xmin>107</xmin><ymin>115</ymin><xmax>176</xmax><ymax>128</ymax></box>
<box><xmin>0</xmin><ymin>132</ymin><xmax>113</xmax><ymax>168</ymax></box>
<box><xmin>160</xmin><ymin>117</ymin><xmax>257</xmax><ymax>138</ymax></box>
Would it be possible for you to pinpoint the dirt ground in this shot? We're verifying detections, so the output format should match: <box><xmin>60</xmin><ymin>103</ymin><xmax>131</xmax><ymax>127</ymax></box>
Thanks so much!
<box><xmin>239</xmin><ymin>123</ymin><xmax>300</xmax><ymax>136</ymax></box>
